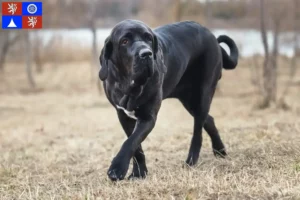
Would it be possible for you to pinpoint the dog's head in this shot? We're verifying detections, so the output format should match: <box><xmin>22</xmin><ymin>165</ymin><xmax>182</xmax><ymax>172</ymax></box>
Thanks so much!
<box><xmin>99</xmin><ymin>20</ymin><xmax>166</xmax><ymax>90</ymax></box>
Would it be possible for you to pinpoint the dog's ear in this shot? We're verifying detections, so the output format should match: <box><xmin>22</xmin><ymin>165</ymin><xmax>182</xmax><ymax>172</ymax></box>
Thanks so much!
<box><xmin>153</xmin><ymin>34</ymin><xmax>158</xmax><ymax>60</ymax></box>
<box><xmin>99</xmin><ymin>37</ymin><xmax>113</xmax><ymax>81</ymax></box>
<box><xmin>155</xmin><ymin>44</ymin><xmax>167</xmax><ymax>74</ymax></box>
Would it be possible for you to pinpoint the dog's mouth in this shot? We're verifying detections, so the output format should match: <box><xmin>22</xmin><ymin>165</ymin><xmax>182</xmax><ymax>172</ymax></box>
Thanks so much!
<box><xmin>116</xmin><ymin>57</ymin><xmax>153</xmax><ymax>97</ymax></box>
<box><xmin>132</xmin><ymin>58</ymin><xmax>154</xmax><ymax>85</ymax></box>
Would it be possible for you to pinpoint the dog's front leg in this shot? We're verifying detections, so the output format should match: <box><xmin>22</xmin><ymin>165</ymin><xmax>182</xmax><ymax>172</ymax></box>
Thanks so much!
<box><xmin>107</xmin><ymin>113</ymin><xmax>157</xmax><ymax>181</ymax></box>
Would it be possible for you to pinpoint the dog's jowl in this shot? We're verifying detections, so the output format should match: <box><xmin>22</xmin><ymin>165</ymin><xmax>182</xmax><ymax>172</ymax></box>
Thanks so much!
<box><xmin>99</xmin><ymin>20</ymin><xmax>239</xmax><ymax>181</ymax></box>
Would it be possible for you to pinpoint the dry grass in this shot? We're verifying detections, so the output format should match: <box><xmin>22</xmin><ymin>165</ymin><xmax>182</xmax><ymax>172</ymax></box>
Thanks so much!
<box><xmin>0</xmin><ymin>58</ymin><xmax>300</xmax><ymax>200</ymax></box>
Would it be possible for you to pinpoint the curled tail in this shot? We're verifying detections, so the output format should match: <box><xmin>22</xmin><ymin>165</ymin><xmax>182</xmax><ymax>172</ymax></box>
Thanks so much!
<box><xmin>217</xmin><ymin>35</ymin><xmax>239</xmax><ymax>70</ymax></box>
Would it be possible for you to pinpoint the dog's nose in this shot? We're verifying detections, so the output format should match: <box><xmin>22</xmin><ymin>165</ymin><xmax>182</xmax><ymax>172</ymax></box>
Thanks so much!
<box><xmin>139</xmin><ymin>49</ymin><xmax>153</xmax><ymax>58</ymax></box>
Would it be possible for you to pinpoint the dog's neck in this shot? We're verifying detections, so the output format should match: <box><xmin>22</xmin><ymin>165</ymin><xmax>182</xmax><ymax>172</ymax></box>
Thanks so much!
<box><xmin>118</xmin><ymin>80</ymin><xmax>145</xmax><ymax>109</ymax></box>
<box><xmin>114</xmin><ymin>81</ymin><xmax>145</xmax><ymax>120</ymax></box>
<box><xmin>109</xmin><ymin>62</ymin><xmax>162</xmax><ymax>119</ymax></box>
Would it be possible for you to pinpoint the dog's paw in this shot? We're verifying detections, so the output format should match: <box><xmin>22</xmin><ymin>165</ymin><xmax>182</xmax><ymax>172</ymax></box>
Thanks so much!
<box><xmin>107</xmin><ymin>157</ymin><xmax>130</xmax><ymax>181</ymax></box>
<box><xmin>185</xmin><ymin>153</ymin><xmax>199</xmax><ymax>167</ymax></box>
<box><xmin>213</xmin><ymin>148</ymin><xmax>227</xmax><ymax>158</ymax></box>
<box><xmin>128</xmin><ymin>166</ymin><xmax>148</xmax><ymax>180</ymax></box>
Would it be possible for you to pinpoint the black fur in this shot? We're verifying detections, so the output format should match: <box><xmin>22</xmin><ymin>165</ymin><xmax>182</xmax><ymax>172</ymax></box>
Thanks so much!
<box><xmin>99</xmin><ymin>20</ymin><xmax>239</xmax><ymax>181</ymax></box>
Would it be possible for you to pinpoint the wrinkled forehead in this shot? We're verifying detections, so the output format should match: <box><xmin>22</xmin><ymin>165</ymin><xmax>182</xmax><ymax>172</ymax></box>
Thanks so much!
<box><xmin>111</xmin><ymin>20</ymin><xmax>152</xmax><ymax>41</ymax></box>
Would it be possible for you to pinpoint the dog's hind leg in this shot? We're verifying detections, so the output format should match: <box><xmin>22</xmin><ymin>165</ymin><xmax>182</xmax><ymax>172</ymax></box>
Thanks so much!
<box><xmin>117</xmin><ymin>110</ymin><xmax>148</xmax><ymax>179</ymax></box>
<box><xmin>177</xmin><ymin>57</ymin><xmax>226</xmax><ymax>165</ymax></box>
<box><xmin>178</xmin><ymin>85</ymin><xmax>211</xmax><ymax>166</ymax></box>
<box><xmin>179</xmin><ymin>97</ymin><xmax>226</xmax><ymax>158</ymax></box>
<box><xmin>204</xmin><ymin>115</ymin><xmax>227</xmax><ymax>157</ymax></box>
<box><xmin>178</xmin><ymin>86</ymin><xmax>226</xmax><ymax>164</ymax></box>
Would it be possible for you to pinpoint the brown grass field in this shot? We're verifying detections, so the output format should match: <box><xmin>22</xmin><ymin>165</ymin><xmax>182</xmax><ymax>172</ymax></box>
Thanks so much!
<box><xmin>0</xmin><ymin>58</ymin><xmax>300</xmax><ymax>200</ymax></box>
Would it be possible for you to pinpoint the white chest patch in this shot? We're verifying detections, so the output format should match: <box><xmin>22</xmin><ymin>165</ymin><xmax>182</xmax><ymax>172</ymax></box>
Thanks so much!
<box><xmin>116</xmin><ymin>105</ymin><xmax>137</xmax><ymax>120</ymax></box>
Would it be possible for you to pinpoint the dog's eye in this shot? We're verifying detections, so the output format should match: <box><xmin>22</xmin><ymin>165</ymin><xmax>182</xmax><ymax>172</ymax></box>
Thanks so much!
<box><xmin>145</xmin><ymin>34</ymin><xmax>153</xmax><ymax>42</ymax></box>
<box><xmin>121</xmin><ymin>39</ymin><xmax>129</xmax><ymax>45</ymax></box>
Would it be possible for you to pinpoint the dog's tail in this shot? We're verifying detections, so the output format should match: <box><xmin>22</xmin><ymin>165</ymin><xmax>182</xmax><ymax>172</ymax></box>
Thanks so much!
<box><xmin>217</xmin><ymin>35</ymin><xmax>239</xmax><ymax>70</ymax></box>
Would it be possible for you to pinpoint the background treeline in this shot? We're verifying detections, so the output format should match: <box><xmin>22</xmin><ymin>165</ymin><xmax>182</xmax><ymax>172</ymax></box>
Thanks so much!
<box><xmin>39</xmin><ymin>0</ymin><xmax>296</xmax><ymax>30</ymax></box>
<box><xmin>0</xmin><ymin>0</ymin><xmax>299</xmax><ymax>109</ymax></box>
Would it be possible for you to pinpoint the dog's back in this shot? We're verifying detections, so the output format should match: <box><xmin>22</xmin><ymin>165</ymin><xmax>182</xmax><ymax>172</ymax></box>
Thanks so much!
<box><xmin>153</xmin><ymin>21</ymin><xmax>221</xmax><ymax>98</ymax></box>
<box><xmin>154</xmin><ymin>21</ymin><xmax>216</xmax><ymax>65</ymax></box>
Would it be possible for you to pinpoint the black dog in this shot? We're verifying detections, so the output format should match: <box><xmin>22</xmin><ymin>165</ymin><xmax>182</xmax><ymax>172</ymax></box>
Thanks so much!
<box><xmin>99</xmin><ymin>20</ymin><xmax>238</xmax><ymax>181</ymax></box>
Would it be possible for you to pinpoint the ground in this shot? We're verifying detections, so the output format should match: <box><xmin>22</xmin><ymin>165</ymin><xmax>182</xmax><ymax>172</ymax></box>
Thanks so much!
<box><xmin>0</xmin><ymin>59</ymin><xmax>300</xmax><ymax>200</ymax></box>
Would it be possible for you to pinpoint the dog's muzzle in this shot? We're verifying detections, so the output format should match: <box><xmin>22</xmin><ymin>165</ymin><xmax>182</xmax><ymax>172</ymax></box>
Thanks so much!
<box><xmin>139</xmin><ymin>48</ymin><xmax>153</xmax><ymax>59</ymax></box>
<box><xmin>133</xmin><ymin>48</ymin><xmax>154</xmax><ymax>85</ymax></box>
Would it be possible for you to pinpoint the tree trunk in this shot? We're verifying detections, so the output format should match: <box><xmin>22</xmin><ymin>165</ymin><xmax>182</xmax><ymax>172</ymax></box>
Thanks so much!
<box><xmin>270</xmin><ymin>19</ymin><xmax>280</xmax><ymax>102</ymax></box>
<box><xmin>88</xmin><ymin>0</ymin><xmax>102</xmax><ymax>93</ymax></box>
<box><xmin>25</xmin><ymin>32</ymin><xmax>36</xmax><ymax>88</ymax></box>
<box><xmin>0</xmin><ymin>32</ymin><xmax>20</xmax><ymax>72</ymax></box>
<box><xmin>0</xmin><ymin>32</ymin><xmax>10</xmax><ymax>72</ymax></box>
<box><xmin>33</xmin><ymin>32</ymin><xmax>43</xmax><ymax>73</ymax></box>
<box><xmin>260</xmin><ymin>0</ymin><xmax>272</xmax><ymax>107</ymax></box>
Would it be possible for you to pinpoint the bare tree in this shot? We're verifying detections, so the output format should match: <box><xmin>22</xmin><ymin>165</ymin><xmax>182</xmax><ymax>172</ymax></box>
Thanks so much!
<box><xmin>259</xmin><ymin>0</ymin><xmax>285</xmax><ymax>108</ymax></box>
<box><xmin>87</xmin><ymin>1</ymin><xmax>98</xmax><ymax>93</ymax></box>
<box><xmin>32</xmin><ymin>32</ymin><xmax>44</xmax><ymax>73</ymax></box>
<box><xmin>0</xmin><ymin>31</ymin><xmax>20</xmax><ymax>72</ymax></box>
<box><xmin>87</xmin><ymin>0</ymin><xmax>103</xmax><ymax>93</ymax></box>
<box><xmin>0</xmin><ymin>31</ymin><xmax>10</xmax><ymax>72</ymax></box>
<box><xmin>259</xmin><ymin>0</ymin><xmax>271</xmax><ymax>107</ymax></box>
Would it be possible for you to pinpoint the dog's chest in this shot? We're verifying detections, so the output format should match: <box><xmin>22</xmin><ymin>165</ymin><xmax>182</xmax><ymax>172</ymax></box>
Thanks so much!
<box><xmin>116</xmin><ymin>105</ymin><xmax>137</xmax><ymax>120</ymax></box>
<box><xmin>108</xmin><ymin>83</ymin><xmax>139</xmax><ymax>120</ymax></box>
